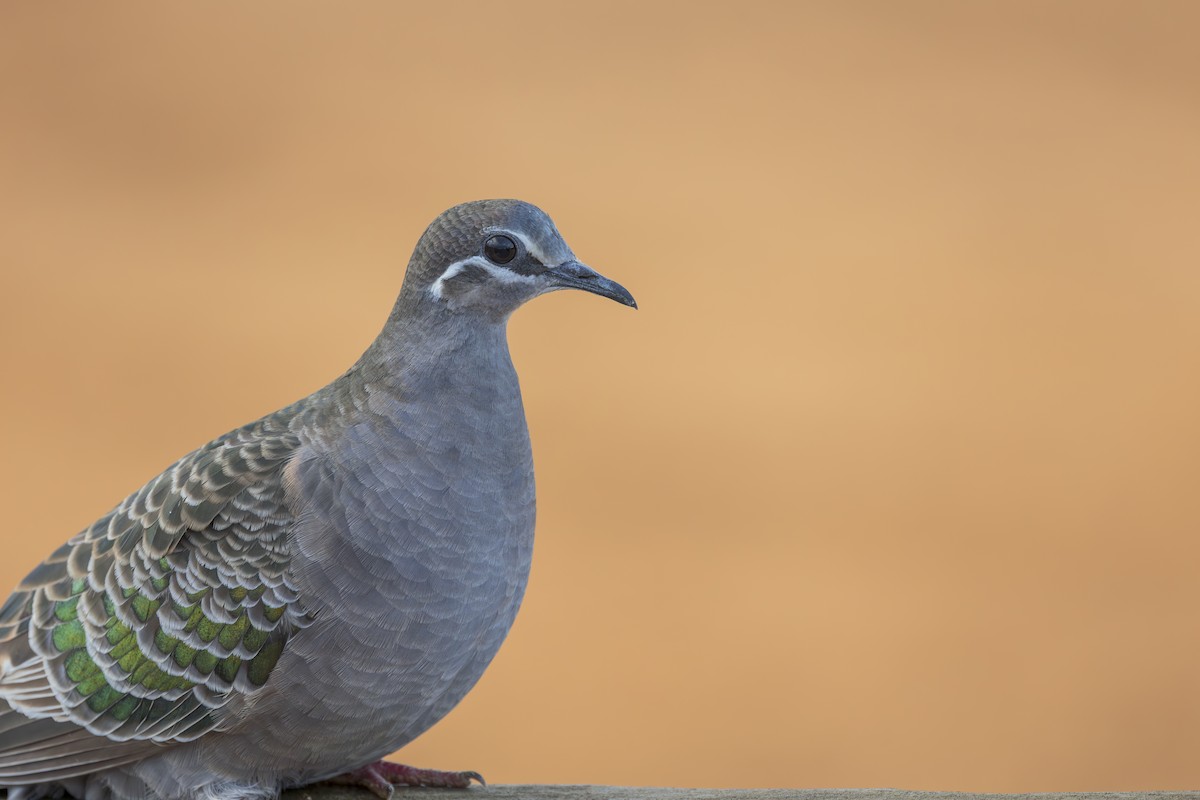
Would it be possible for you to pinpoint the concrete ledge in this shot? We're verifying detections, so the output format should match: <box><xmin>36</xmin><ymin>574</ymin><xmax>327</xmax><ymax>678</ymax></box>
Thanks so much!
<box><xmin>281</xmin><ymin>786</ymin><xmax>1200</xmax><ymax>800</ymax></box>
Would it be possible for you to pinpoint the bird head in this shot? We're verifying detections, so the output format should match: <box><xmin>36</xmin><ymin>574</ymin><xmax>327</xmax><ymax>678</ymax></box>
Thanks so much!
<box><xmin>404</xmin><ymin>200</ymin><xmax>636</xmax><ymax>320</ymax></box>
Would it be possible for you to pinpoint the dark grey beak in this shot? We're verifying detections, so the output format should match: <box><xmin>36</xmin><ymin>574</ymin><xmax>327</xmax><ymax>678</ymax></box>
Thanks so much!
<box><xmin>547</xmin><ymin>261</ymin><xmax>637</xmax><ymax>309</ymax></box>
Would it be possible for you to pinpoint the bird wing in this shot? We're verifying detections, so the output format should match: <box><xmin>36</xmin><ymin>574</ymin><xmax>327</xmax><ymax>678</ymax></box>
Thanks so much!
<box><xmin>0</xmin><ymin>407</ymin><xmax>312</xmax><ymax>783</ymax></box>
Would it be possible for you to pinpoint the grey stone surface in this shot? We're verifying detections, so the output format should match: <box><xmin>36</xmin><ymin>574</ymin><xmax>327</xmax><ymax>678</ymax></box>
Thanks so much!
<box><xmin>281</xmin><ymin>786</ymin><xmax>1200</xmax><ymax>800</ymax></box>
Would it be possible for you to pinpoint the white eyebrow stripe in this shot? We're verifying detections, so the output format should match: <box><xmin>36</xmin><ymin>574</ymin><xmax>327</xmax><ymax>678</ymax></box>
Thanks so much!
<box><xmin>428</xmin><ymin>256</ymin><xmax>538</xmax><ymax>300</ymax></box>
<box><xmin>504</xmin><ymin>230</ymin><xmax>556</xmax><ymax>266</ymax></box>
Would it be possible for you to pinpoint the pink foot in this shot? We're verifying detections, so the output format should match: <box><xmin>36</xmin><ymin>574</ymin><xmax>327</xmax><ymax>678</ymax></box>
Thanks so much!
<box><xmin>321</xmin><ymin>760</ymin><xmax>485</xmax><ymax>797</ymax></box>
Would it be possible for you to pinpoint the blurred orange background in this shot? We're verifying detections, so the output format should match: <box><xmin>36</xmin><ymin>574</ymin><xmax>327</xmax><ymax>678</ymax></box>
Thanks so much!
<box><xmin>2</xmin><ymin>1</ymin><xmax>1200</xmax><ymax>793</ymax></box>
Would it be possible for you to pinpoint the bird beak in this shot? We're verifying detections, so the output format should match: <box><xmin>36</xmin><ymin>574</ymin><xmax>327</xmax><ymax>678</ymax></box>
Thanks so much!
<box><xmin>546</xmin><ymin>261</ymin><xmax>638</xmax><ymax>309</ymax></box>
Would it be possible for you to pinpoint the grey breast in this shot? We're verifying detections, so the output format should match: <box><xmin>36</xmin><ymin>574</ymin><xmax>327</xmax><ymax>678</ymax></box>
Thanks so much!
<box><xmin>207</xmin><ymin>323</ymin><xmax>537</xmax><ymax>776</ymax></box>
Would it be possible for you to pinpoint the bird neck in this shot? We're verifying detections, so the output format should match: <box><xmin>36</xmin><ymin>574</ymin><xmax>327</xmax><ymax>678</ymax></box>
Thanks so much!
<box><xmin>347</xmin><ymin>295</ymin><xmax>516</xmax><ymax>403</ymax></box>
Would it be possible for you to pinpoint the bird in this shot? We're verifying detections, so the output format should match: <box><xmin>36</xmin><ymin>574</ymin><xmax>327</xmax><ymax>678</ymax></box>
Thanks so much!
<box><xmin>0</xmin><ymin>199</ymin><xmax>636</xmax><ymax>800</ymax></box>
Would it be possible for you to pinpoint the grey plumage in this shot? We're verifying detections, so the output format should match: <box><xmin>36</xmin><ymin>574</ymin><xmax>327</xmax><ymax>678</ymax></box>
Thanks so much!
<box><xmin>0</xmin><ymin>200</ymin><xmax>635</xmax><ymax>800</ymax></box>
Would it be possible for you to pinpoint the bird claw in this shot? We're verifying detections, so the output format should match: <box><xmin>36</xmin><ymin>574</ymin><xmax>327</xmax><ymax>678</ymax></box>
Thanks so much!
<box><xmin>319</xmin><ymin>760</ymin><xmax>485</xmax><ymax>794</ymax></box>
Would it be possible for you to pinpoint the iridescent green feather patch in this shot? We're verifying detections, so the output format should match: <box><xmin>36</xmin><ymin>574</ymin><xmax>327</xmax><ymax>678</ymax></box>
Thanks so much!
<box><xmin>44</xmin><ymin>572</ymin><xmax>287</xmax><ymax>727</ymax></box>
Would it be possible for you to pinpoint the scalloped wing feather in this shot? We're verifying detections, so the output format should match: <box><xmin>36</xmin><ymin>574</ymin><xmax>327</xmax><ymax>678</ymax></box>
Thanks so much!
<box><xmin>0</xmin><ymin>408</ymin><xmax>313</xmax><ymax>780</ymax></box>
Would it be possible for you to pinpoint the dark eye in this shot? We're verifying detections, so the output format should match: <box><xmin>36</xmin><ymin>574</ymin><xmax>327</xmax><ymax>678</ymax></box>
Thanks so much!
<box><xmin>484</xmin><ymin>234</ymin><xmax>517</xmax><ymax>265</ymax></box>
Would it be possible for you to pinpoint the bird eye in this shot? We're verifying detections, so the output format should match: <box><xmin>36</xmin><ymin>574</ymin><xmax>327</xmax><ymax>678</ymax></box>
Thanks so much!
<box><xmin>484</xmin><ymin>235</ymin><xmax>517</xmax><ymax>265</ymax></box>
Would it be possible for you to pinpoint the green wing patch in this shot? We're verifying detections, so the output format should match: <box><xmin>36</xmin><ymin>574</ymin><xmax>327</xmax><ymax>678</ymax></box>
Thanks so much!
<box><xmin>2</xmin><ymin>407</ymin><xmax>306</xmax><ymax>744</ymax></box>
<box><xmin>45</xmin><ymin>575</ymin><xmax>288</xmax><ymax>731</ymax></box>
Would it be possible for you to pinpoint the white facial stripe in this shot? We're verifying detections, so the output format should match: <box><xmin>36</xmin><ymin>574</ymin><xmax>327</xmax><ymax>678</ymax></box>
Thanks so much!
<box><xmin>503</xmin><ymin>229</ymin><xmax>556</xmax><ymax>267</ymax></box>
<box><xmin>429</xmin><ymin>256</ymin><xmax>538</xmax><ymax>300</ymax></box>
